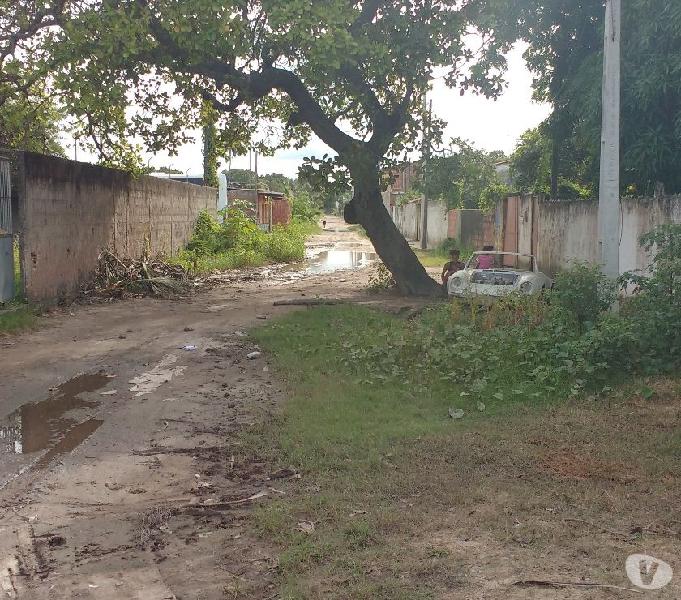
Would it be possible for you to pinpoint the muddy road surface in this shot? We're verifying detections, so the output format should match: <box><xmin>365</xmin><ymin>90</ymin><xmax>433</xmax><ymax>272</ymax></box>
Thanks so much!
<box><xmin>0</xmin><ymin>218</ymin><xmax>395</xmax><ymax>599</ymax></box>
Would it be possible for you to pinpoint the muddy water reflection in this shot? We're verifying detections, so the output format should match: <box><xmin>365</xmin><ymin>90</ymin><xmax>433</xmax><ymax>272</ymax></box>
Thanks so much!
<box><xmin>0</xmin><ymin>373</ymin><xmax>109</xmax><ymax>466</ymax></box>
<box><xmin>305</xmin><ymin>250</ymin><xmax>376</xmax><ymax>274</ymax></box>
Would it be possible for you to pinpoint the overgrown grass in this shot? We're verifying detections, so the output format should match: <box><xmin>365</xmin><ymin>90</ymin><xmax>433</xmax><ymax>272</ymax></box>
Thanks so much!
<box><xmin>0</xmin><ymin>304</ymin><xmax>38</xmax><ymax>334</ymax></box>
<box><xmin>247</xmin><ymin>300</ymin><xmax>681</xmax><ymax>598</ymax></box>
<box><xmin>170</xmin><ymin>209</ymin><xmax>319</xmax><ymax>275</ymax></box>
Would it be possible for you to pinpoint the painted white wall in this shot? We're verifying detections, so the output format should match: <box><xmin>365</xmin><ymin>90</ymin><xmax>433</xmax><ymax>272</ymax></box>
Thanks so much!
<box><xmin>218</xmin><ymin>173</ymin><xmax>228</xmax><ymax>212</ymax></box>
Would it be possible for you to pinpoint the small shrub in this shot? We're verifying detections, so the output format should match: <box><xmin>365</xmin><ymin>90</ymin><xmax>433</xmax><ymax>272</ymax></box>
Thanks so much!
<box><xmin>551</xmin><ymin>262</ymin><xmax>616</xmax><ymax>329</ymax></box>
<box><xmin>175</xmin><ymin>208</ymin><xmax>312</xmax><ymax>274</ymax></box>
<box><xmin>367</xmin><ymin>262</ymin><xmax>396</xmax><ymax>292</ymax></box>
<box><xmin>621</xmin><ymin>224</ymin><xmax>681</xmax><ymax>372</ymax></box>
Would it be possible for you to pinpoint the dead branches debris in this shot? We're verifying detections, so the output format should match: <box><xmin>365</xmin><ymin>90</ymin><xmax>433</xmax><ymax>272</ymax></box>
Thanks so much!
<box><xmin>81</xmin><ymin>250</ymin><xmax>192</xmax><ymax>300</ymax></box>
<box><xmin>513</xmin><ymin>580</ymin><xmax>643</xmax><ymax>593</ymax></box>
<box><xmin>273</xmin><ymin>298</ymin><xmax>345</xmax><ymax>306</ymax></box>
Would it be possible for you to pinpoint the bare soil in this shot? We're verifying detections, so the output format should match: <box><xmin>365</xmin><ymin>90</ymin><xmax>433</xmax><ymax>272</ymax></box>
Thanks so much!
<box><xmin>2</xmin><ymin>217</ymin><xmax>679</xmax><ymax>599</ymax></box>
<box><xmin>0</xmin><ymin>217</ymin><xmax>422</xmax><ymax>599</ymax></box>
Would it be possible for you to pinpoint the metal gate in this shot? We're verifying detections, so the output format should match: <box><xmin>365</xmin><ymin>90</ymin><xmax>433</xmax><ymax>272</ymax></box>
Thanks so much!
<box><xmin>0</xmin><ymin>156</ymin><xmax>14</xmax><ymax>302</ymax></box>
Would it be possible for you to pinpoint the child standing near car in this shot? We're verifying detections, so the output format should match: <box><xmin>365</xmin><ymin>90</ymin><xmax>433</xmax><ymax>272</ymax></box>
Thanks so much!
<box><xmin>442</xmin><ymin>248</ymin><xmax>465</xmax><ymax>286</ymax></box>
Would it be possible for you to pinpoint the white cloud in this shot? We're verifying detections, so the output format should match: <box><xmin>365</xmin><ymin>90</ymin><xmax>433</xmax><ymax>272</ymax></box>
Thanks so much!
<box><xmin>433</xmin><ymin>44</ymin><xmax>550</xmax><ymax>154</ymax></box>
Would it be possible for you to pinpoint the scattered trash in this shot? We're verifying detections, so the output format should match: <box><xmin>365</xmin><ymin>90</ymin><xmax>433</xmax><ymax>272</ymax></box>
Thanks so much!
<box><xmin>105</xmin><ymin>482</ymin><xmax>124</xmax><ymax>491</ymax></box>
<box><xmin>448</xmin><ymin>408</ymin><xmax>465</xmax><ymax>419</ymax></box>
<box><xmin>297</xmin><ymin>520</ymin><xmax>315</xmax><ymax>534</ymax></box>
<box><xmin>476</xmin><ymin>401</ymin><xmax>486</xmax><ymax>412</ymax></box>
<box><xmin>234</xmin><ymin>331</ymin><xmax>247</xmax><ymax>338</ymax></box>
<box><xmin>184</xmin><ymin>327</ymin><xmax>195</xmax><ymax>332</ymax></box>
<box><xmin>246</xmin><ymin>351</ymin><xmax>262</xmax><ymax>360</ymax></box>
<box><xmin>100</xmin><ymin>390</ymin><xmax>118</xmax><ymax>396</ymax></box>
<box><xmin>263</xmin><ymin>366</ymin><xmax>269</xmax><ymax>372</ymax></box>
<box><xmin>256</xmin><ymin>314</ymin><xmax>268</xmax><ymax>320</ymax></box>
<box><xmin>180</xmin><ymin>345</ymin><xmax>197</xmax><ymax>351</ymax></box>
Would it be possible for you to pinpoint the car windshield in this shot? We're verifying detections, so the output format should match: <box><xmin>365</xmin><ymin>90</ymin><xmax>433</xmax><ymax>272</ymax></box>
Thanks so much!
<box><xmin>466</xmin><ymin>253</ymin><xmax>535</xmax><ymax>271</ymax></box>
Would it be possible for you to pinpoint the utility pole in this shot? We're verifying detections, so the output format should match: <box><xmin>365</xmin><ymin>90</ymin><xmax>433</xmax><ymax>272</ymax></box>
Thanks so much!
<box><xmin>254</xmin><ymin>149</ymin><xmax>259</xmax><ymax>190</ymax></box>
<box><xmin>598</xmin><ymin>0</ymin><xmax>621</xmax><ymax>280</ymax></box>
<box><xmin>420</xmin><ymin>98</ymin><xmax>432</xmax><ymax>250</ymax></box>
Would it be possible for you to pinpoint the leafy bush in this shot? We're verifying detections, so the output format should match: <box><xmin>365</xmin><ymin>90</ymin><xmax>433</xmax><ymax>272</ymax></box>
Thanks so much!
<box><xmin>174</xmin><ymin>208</ymin><xmax>312</xmax><ymax>274</ymax></box>
<box><xmin>288</xmin><ymin>186</ymin><xmax>322</xmax><ymax>222</ymax></box>
<box><xmin>367</xmin><ymin>262</ymin><xmax>396</xmax><ymax>292</ymax></box>
<box><xmin>338</xmin><ymin>230</ymin><xmax>681</xmax><ymax>409</ymax></box>
<box><xmin>552</xmin><ymin>262</ymin><xmax>617</xmax><ymax>330</ymax></box>
<box><xmin>620</xmin><ymin>224</ymin><xmax>681</xmax><ymax>372</ymax></box>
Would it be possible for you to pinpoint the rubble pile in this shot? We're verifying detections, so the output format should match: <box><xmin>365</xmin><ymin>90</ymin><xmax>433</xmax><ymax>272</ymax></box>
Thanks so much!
<box><xmin>81</xmin><ymin>250</ymin><xmax>193</xmax><ymax>300</ymax></box>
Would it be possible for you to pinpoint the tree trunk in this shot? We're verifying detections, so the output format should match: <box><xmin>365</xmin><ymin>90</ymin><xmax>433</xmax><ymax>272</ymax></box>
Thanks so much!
<box><xmin>346</xmin><ymin>163</ymin><xmax>443</xmax><ymax>297</ymax></box>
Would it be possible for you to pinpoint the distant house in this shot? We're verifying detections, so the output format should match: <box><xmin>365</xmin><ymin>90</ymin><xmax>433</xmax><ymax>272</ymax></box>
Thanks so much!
<box><xmin>226</xmin><ymin>188</ymin><xmax>291</xmax><ymax>231</ymax></box>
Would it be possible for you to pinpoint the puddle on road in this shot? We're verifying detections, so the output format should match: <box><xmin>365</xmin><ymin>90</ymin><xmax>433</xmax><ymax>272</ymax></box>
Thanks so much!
<box><xmin>305</xmin><ymin>250</ymin><xmax>377</xmax><ymax>274</ymax></box>
<box><xmin>0</xmin><ymin>373</ymin><xmax>109</xmax><ymax>466</ymax></box>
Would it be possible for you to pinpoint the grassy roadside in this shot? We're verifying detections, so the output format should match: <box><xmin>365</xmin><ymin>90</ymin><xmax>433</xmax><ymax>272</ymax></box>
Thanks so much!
<box><xmin>414</xmin><ymin>248</ymin><xmax>450</xmax><ymax>269</ymax></box>
<box><xmin>0</xmin><ymin>240</ymin><xmax>36</xmax><ymax>334</ymax></box>
<box><xmin>247</xmin><ymin>305</ymin><xmax>681</xmax><ymax>599</ymax></box>
<box><xmin>0</xmin><ymin>303</ymin><xmax>38</xmax><ymax>334</ymax></box>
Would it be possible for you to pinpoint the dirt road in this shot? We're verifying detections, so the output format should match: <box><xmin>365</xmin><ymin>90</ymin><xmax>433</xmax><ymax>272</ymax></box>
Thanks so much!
<box><xmin>0</xmin><ymin>217</ymin><xmax>396</xmax><ymax>599</ymax></box>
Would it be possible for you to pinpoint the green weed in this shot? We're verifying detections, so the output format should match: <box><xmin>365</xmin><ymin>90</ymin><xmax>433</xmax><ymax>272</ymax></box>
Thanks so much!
<box><xmin>171</xmin><ymin>208</ymin><xmax>318</xmax><ymax>275</ymax></box>
<box><xmin>0</xmin><ymin>304</ymin><xmax>38</xmax><ymax>334</ymax></box>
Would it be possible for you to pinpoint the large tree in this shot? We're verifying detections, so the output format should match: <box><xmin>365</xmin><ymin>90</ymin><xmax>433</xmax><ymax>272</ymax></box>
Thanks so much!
<box><xmin>503</xmin><ymin>0</ymin><xmax>681</xmax><ymax>197</ymax></box>
<box><xmin>0</xmin><ymin>0</ymin><xmax>64</xmax><ymax>154</ymax></box>
<box><xmin>6</xmin><ymin>0</ymin><xmax>509</xmax><ymax>295</ymax></box>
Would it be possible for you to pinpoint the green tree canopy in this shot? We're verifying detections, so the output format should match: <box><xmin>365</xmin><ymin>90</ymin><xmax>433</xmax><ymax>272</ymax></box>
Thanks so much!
<box><xmin>416</xmin><ymin>138</ymin><xmax>508</xmax><ymax>211</ymax></box>
<box><xmin>4</xmin><ymin>0</ymin><xmax>510</xmax><ymax>295</ymax></box>
<box><xmin>502</xmin><ymin>0</ymin><xmax>681</xmax><ymax>197</ymax></box>
<box><xmin>0</xmin><ymin>1</ymin><xmax>64</xmax><ymax>154</ymax></box>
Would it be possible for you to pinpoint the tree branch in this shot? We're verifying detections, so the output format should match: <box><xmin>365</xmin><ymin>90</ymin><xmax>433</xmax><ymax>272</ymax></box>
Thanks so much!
<box><xmin>137</xmin><ymin>0</ymin><xmax>359</xmax><ymax>156</ymax></box>
<box><xmin>349</xmin><ymin>0</ymin><xmax>385</xmax><ymax>35</ymax></box>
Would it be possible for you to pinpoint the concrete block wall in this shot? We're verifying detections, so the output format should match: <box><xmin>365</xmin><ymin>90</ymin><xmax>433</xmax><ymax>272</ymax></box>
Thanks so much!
<box><xmin>14</xmin><ymin>152</ymin><xmax>216</xmax><ymax>302</ymax></box>
<box><xmin>514</xmin><ymin>194</ymin><xmax>681</xmax><ymax>276</ymax></box>
<box><xmin>426</xmin><ymin>202</ymin><xmax>449</xmax><ymax>248</ymax></box>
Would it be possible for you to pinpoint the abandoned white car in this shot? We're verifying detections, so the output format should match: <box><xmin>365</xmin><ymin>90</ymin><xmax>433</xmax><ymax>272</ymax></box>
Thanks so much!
<box><xmin>447</xmin><ymin>252</ymin><xmax>553</xmax><ymax>298</ymax></box>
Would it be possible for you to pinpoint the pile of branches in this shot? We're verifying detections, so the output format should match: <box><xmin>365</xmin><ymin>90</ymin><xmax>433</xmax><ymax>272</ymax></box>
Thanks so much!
<box><xmin>81</xmin><ymin>250</ymin><xmax>193</xmax><ymax>300</ymax></box>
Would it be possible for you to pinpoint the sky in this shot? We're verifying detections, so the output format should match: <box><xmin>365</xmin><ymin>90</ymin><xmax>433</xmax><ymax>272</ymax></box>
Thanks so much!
<box><xmin>66</xmin><ymin>44</ymin><xmax>551</xmax><ymax>179</ymax></box>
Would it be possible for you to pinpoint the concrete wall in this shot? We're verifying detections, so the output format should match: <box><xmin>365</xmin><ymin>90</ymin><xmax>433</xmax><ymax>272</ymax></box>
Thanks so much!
<box><xmin>14</xmin><ymin>152</ymin><xmax>217</xmax><ymax>302</ymax></box>
<box><xmin>392</xmin><ymin>201</ymin><xmax>421</xmax><ymax>242</ymax></box>
<box><xmin>390</xmin><ymin>200</ymin><xmax>449</xmax><ymax>248</ymax></box>
<box><xmin>509</xmin><ymin>194</ymin><xmax>681</xmax><ymax>276</ymax></box>
<box><xmin>619</xmin><ymin>194</ymin><xmax>681</xmax><ymax>274</ymax></box>
<box><xmin>451</xmin><ymin>210</ymin><xmax>497</xmax><ymax>251</ymax></box>
<box><xmin>534</xmin><ymin>200</ymin><xmax>599</xmax><ymax>275</ymax></box>
<box><xmin>426</xmin><ymin>202</ymin><xmax>449</xmax><ymax>248</ymax></box>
